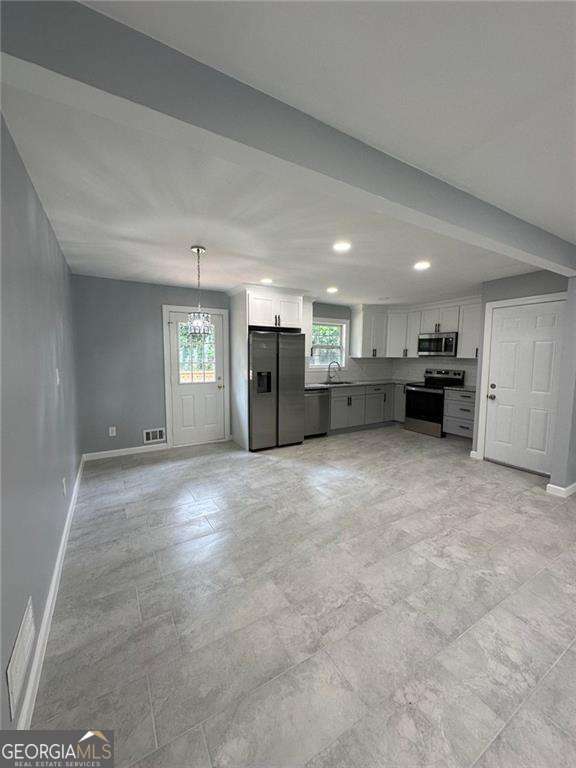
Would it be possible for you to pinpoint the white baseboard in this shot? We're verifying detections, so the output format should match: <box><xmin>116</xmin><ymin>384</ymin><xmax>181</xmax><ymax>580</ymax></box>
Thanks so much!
<box><xmin>469</xmin><ymin>450</ymin><xmax>483</xmax><ymax>460</ymax></box>
<box><xmin>83</xmin><ymin>443</ymin><xmax>169</xmax><ymax>461</ymax></box>
<box><xmin>17</xmin><ymin>454</ymin><xmax>85</xmax><ymax>729</ymax></box>
<box><xmin>546</xmin><ymin>481</ymin><xmax>576</xmax><ymax>498</ymax></box>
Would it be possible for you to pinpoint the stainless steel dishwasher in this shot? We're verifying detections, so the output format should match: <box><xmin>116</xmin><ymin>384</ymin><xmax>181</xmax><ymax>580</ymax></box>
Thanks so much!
<box><xmin>304</xmin><ymin>388</ymin><xmax>330</xmax><ymax>437</ymax></box>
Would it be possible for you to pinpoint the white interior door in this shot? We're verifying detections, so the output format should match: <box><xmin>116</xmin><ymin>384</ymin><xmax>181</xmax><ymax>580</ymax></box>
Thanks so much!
<box><xmin>485</xmin><ymin>300</ymin><xmax>563</xmax><ymax>474</ymax></box>
<box><xmin>169</xmin><ymin>310</ymin><xmax>226</xmax><ymax>447</ymax></box>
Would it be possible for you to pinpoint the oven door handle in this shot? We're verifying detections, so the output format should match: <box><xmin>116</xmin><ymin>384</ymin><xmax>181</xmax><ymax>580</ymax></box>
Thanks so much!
<box><xmin>405</xmin><ymin>386</ymin><xmax>444</xmax><ymax>394</ymax></box>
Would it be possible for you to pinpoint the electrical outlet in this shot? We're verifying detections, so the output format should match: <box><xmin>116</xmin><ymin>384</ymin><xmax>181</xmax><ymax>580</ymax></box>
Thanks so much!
<box><xmin>62</xmin><ymin>477</ymin><xmax>67</xmax><ymax>497</ymax></box>
<box><xmin>108</xmin><ymin>426</ymin><xmax>117</xmax><ymax>437</ymax></box>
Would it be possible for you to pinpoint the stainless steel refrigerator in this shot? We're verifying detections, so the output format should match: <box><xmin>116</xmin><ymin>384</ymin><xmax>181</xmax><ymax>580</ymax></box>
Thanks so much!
<box><xmin>249</xmin><ymin>331</ymin><xmax>305</xmax><ymax>450</ymax></box>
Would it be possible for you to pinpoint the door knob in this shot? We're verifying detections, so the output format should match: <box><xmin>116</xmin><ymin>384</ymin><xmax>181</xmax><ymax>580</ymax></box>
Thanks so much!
<box><xmin>487</xmin><ymin>394</ymin><xmax>496</xmax><ymax>400</ymax></box>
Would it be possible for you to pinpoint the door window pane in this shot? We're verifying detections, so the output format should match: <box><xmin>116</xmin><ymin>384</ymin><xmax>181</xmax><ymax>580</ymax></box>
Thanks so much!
<box><xmin>178</xmin><ymin>321</ymin><xmax>216</xmax><ymax>383</ymax></box>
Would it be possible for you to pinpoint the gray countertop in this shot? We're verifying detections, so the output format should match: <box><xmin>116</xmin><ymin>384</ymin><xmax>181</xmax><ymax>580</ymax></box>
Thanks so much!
<box><xmin>305</xmin><ymin>379</ymin><xmax>409</xmax><ymax>390</ymax></box>
<box><xmin>305</xmin><ymin>380</ymin><xmax>476</xmax><ymax>392</ymax></box>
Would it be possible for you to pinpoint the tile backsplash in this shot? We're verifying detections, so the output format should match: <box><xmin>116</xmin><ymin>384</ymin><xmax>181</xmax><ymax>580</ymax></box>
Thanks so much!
<box><xmin>306</xmin><ymin>355</ymin><xmax>478</xmax><ymax>386</ymax></box>
<box><xmin>390</xmin><ymin>357</ymin><xmax>478</xmax><ymax>385</ymax></box>
<box><xmin>306</xmin><ymin>357</ymin><xmax>394</xmax><ymax>383</ymax></box>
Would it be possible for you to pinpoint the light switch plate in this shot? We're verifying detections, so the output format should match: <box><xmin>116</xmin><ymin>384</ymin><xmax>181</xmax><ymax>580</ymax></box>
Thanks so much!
<box><xmin>108</xmin><ymin>426</ymin><xmax>117</xmax><ymax>437</ymax></box>
<box><xmin>7</xmin><ymin>597</ymin><xmax>36</xmax><ymax>720</ymax></box>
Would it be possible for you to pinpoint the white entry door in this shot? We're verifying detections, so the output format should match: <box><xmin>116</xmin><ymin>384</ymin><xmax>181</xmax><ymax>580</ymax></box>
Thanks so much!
<box><xmin>168</xmin><ymin>310</ymin><xmax>227</xmax><ymax>447</ymax></box>
<box><xmin>485</xmin><ymin>300</ymin><xmax>563</xmax><ymax>474</ymax></box>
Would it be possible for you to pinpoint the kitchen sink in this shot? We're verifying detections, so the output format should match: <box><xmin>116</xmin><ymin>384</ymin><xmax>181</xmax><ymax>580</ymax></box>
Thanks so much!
<box><xmin>324</xmin><ymin>380</ymin><xmax>355</xmax><ymax>385</ymax></box>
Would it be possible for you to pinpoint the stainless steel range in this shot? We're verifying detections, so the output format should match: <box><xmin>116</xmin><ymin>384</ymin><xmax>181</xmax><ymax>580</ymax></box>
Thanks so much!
<box><xmin>404</xmin><ymin>369</ymin><xmax>465</xmax><ymax>438</ymax></box>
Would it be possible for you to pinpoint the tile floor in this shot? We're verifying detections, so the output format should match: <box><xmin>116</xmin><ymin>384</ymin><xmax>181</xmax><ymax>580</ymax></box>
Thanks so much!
<box><xmin>33</xmin><ymin>426</ymin><xmax>576</xmax><ymax>767</ymax></box>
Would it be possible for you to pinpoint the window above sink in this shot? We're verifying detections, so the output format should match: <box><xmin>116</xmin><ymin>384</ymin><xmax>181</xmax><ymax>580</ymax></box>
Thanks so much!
<box><xmin>310</xmin><ymin>318</ymin><xmax>348</xmax><ymax>369</ymax></box>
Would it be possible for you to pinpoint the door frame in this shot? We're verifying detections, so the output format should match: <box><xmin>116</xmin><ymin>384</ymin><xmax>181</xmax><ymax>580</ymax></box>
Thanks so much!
<box><xmin>162</xmin><ymin>304</ymin><xmax>231</xmax><ymax>448</ymax></box>
<box><xmin>475</xmin><ymin>292</ymin><xmax>566</xmax><ymax>463</ymax></box>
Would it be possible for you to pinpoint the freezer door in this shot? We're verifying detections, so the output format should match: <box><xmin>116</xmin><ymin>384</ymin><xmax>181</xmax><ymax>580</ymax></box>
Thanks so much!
<box><xmin>278</xmin><ymin>333</ymin><xmax>305</xmax><ymax>446</ymax></box>
<box><xmin>249</xmin><ymin>332</ymin><xmax>278</xmax><ymax>450</ymax></box>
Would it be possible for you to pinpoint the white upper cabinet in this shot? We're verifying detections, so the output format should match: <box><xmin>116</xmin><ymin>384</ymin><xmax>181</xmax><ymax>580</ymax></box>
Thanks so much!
<box><xmin>457</xmin><ymin>303</ymin><xmax>482</xmax><ymax>359</ymax></box>
<box><xmin>386</xmin><ymin>310</ymin><xmax>421</xmax><ymax>358</ymax></box>
<box><xmin>351</xmin><ymin>298</ymin><xmax>478</xmax><ymax>359</ymax></box>
<box><xmin>386</xmin><ymin>312</ymin><xmax>408</xmax><ymax>357</ymax></box>
<box><xmin>438</xmin><ymin>305</ymin><xmax>460</xmax><ymax>332</ymax></box>
<box><xmin>278</xmin><ymin>295</ymin><xmax>303</xmax><ymax>328</ymax></box>
<box><xmin>301</xmin><ymin>297</ymin><xmax>314</xmax><ymax>358</ymax></box>
<box><xmin>406</xmin><ymin>310</ymin><xmax>421</xmax><ymax>357</ymax></box>
<box><xmin>420</xmin><ymin>305</ymin><xmax>460</xmax><ymax>333</ymax></box>
<box><xmin>247</xmin><ymin>290</ymin><xmax>303</xmax><ymax>328</ymax></box>
<box><xmin>248</xmin><ymin>293</ymin><xmax>276</xmax><ymax>327</ymax></box>
<box><xmin>350</xmin><ymin>305</ymin><xmax>387</xmax><ymax>358</ymax></box>
<box><xmin>419</xmin><ymin>308</ymin><xmax>438</xmax><ymax>334</ymax></box>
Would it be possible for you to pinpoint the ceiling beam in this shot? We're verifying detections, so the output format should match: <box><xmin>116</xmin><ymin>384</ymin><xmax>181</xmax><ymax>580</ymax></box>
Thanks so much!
<box><xmin>2</xmin><ymin>1</ymin><xmax>575</xmax><ymax>276</ymax></box>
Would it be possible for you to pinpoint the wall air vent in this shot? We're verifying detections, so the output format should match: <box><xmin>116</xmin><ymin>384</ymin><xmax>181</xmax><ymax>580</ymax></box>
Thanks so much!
<box><xmin>143</xmin><ymin>427</ymin><xmax>166</xmax><ymax>444</ymax></box>
<box><xmin>7</xmin><ymin>597</ymin><xmax>36</xmax><ymax>720</ymax></box>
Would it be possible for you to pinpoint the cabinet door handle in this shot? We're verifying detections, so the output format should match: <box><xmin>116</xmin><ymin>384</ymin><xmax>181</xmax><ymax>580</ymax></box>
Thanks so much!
<box><xmin>475</xmin><ymin>347</ymin><xmax>479</xmax><ymax>358</ymax></box>
<box><xmin>459</xmin><ymin>407</ymin><xmax>471</xmax><ymax>413</ymax></box>
<box><xmin>372</xmin><ymin>348</ymin><xmax>376</xmax><ymax>357</ymax></box>
<box><xmin>310</xmin><ymin>347</ymin><xmax>314</xmax><ymax>357</ymax></box>
<box><xmin>383</xmin><ymin>393</ymin><xmax>386</xmax><ymax>402</ymax></box>
<box><xmin>278</xmin><ymin>315</ymin><xmax>281</xmax><ymax>326</ymax></box>
<box><xmin>460</xmin><ymin>395</ymin><xmax>472</xmax><ymax>399</ymax></box>
<box><xmin>459</xmin><ymin>425</ymin><xmax>471</xmax><ymax>430</ymax></box>
<box><xmin>274</xmin><ymin>314</ymin><xmax>277</xmax><ymax>326</ymax></box>
<box><xmin>403</xmin><ymin>348</ymin><xmax>407</xmax><ymax>357</ymax></box>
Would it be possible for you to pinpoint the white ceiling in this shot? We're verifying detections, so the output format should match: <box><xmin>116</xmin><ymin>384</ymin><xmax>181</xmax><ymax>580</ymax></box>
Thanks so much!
<box><xmin>88</xmin><ymin>0</ymin><xmax>576</xmax><ymax>245</ymax></box>
<box><xmin>2</xmin><ymin>84</ymin><xmax>535</xmax><ymax>304</ymax></box>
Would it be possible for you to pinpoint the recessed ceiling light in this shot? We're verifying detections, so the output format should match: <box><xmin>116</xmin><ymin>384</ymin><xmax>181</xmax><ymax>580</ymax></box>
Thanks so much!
<box><xmin>260</xmin><ymin>278</ymin><xmax>273</xmax><ymax>284</ymax></box>
<box><xmin>414</xmin><ymin>261</ymin><xmax>431</xmax><ymax>271</ymax></box>
<box><xmin>326</xmin><ymin>286</ymin><xmax>339</xmax><ymax>294</ymax></box>
<box><xmin>333</xmin><ymin>241</ymin><xmax>351</xmax><ymax>253</ymax></box>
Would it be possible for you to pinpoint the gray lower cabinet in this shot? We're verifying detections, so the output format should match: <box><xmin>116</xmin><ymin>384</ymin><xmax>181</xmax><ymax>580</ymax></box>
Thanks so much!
<box><xmin>383</xmin><ymin>386</ymin><xmax>394</xmax><ymax>420</ymax></box>
<box><xmin>330</xmin><ymin>387</ymin><xmax>366</xmax><ymax>430</ymax></box>
<box><xmin>331</xmin><ymin>384</ymin><xmax>398</xmax><ymax>430</ymax></box>
<box><xmin>443</xmin><ymin>389</ymin><xmax>476</xmax><ymax>438</ymax></box>
<box><xmin>393</xmin><ymin>384</ymin><xmax>406</xmax><ymax>422</ymax></box>
<box><xmin>365</xmin><ymin>385</ymin><xmax>394</xmax><ymax>424</ymax></box>
<box><xmin>330</xmin><ymin>394</ymin><xmax>366</xmax><ymax>429</ymax></box>
<box><xmin>349</xmin><ymin>394</ymin><xmax>366</xmax><ymax>427</ymax></box>
<box><xmin>365</xmin><ymin>393</ymin><xmax>384</xmax><ymax>424</ymax></box>
<box><xmin>330</xmin><ymin>395</ymin><xmax>351</xmax><ymax>430</ymax></box>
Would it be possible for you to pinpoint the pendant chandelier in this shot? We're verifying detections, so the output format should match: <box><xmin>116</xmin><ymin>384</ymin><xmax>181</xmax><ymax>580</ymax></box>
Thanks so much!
<box><xmin>187</xmin><ymin>245</ymin><xmax>212</xmax><ymax>336</ymax></box>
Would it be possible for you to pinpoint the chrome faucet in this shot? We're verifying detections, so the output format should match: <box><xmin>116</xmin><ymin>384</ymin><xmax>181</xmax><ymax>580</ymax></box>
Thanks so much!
<box><xmin>328</xmin><ymin>360</ymin><xmax>342</xmax><ymax>382</ymax></box>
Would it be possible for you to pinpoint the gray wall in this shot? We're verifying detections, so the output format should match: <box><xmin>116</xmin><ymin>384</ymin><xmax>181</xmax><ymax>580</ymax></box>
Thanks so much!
<box><xmin>313</xmin><ymin>302</ymin><xmax>351</xmax><ymax>320</ymax></box>
<box><xmin>472</xmin><ymin>270</ymin><xmax>569</xmax><ymax>450</ymax></box>
<box><xmin>482</xmin><ymin>270</ymin><xmax>567</xmax><ymax>303</ymax></box>
<box><xmin>73</xmin><ymin>275</ymin><xmax>229</xmax><ymax>453</ymax></box>
<box><xmin>1</xmin><ymin>120</ymin><xmax>79</xmax><ymax>728</ymax></box>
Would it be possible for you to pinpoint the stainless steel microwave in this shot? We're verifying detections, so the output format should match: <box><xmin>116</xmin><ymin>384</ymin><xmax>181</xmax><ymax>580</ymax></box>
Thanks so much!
<box><xmin>417</xmin><ymin>332</ymin><xmax>458</xmax><ymax>356</ymax></box>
